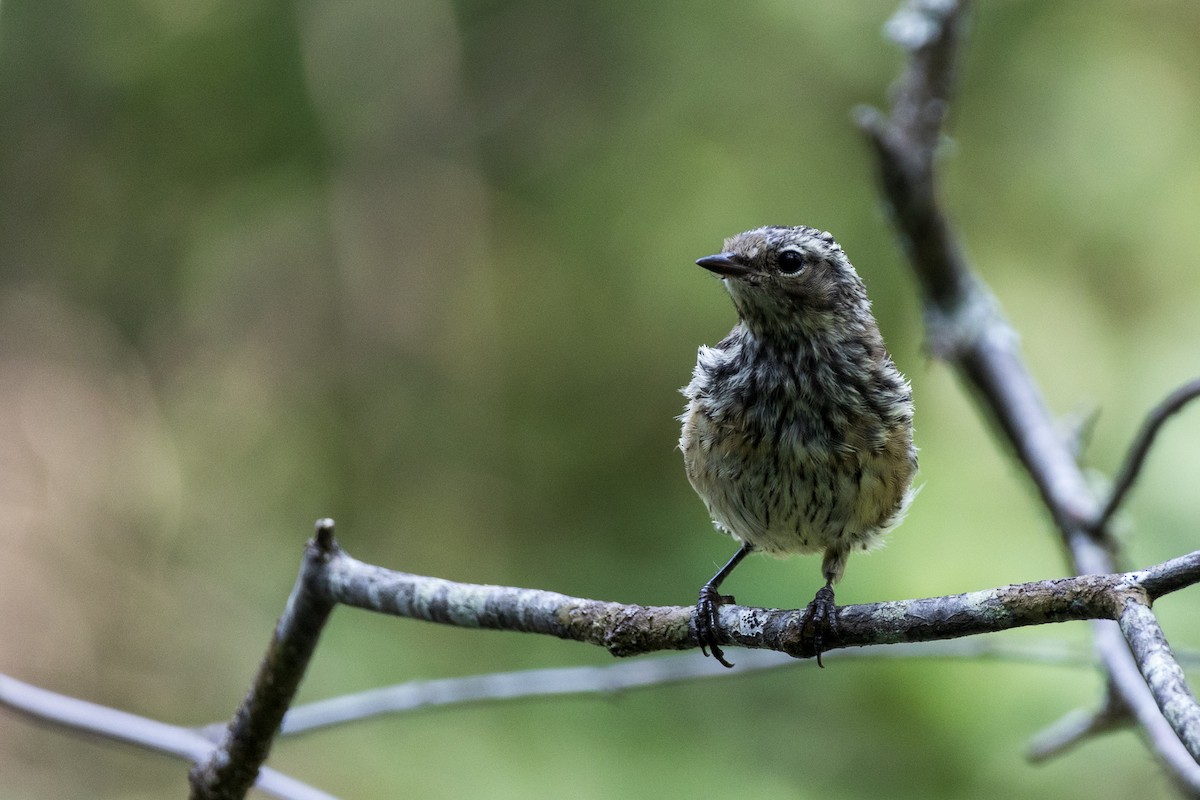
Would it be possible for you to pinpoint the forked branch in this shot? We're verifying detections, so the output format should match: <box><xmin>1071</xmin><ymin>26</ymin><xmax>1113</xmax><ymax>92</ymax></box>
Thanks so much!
<box><xmin>856</xmin><ymin>0</ymin><xmax>1200</xmax><ymax>790</ymax></box>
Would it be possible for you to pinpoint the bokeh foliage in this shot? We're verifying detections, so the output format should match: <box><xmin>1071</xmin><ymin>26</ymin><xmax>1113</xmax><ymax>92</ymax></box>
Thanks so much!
<box><xmin>2</xmin><ymin>1</ymin><xmax>1199</xmax><ymax>797</ymax></box>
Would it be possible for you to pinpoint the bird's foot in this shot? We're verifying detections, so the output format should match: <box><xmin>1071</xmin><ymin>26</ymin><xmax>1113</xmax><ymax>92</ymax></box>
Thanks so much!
<box><xmin>696</xmin><ymin>583</ymin><xmax>736</xmax><ymax>668</ymax></box>
<box><xmin>798</xmin><ymin>583</ymin><xmax>839</xmax><ymax>668</ymax></box>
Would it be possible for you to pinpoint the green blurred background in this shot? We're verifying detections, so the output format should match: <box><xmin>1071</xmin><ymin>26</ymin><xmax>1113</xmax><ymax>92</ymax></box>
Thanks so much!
<box><xmin>2</xmin><ymin>1</ymin><xmax>1199</xmax><ymax>797</ymax></box>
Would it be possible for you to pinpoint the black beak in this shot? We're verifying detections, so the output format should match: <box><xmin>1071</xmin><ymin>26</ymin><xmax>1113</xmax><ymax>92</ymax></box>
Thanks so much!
<box><xmin>696</xmin><ymin>253</ymin><xmax>752</xmax><ymax>278</ymax></box>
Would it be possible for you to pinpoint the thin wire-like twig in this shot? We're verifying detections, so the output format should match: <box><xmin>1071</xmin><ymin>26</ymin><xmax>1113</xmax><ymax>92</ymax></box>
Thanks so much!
<box><xmin>1027</xmin><ymin>687</ymin><xmax>1129</xmax><ymax>764</ymax></box>
<box><xmin>0</xmin><ymin>673</ymin><xmax>335</xmax><ymax>800</ymax></box>
<box><xmin>1095</xmin><ymin>377</ymin><xmax>1200</xmax><ymax>532</ymax></box>
<box><xmin>277</xmin><ymin>639</ymin><xmax>1104</xmax><ymax>737</ymax></box>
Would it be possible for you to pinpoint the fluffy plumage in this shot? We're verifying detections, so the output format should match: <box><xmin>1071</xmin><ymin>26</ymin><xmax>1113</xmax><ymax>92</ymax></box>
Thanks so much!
<box><xmin>680</xmin><ymin>225</ymin><xmax>916</xmax><ymax>666</ymax></box>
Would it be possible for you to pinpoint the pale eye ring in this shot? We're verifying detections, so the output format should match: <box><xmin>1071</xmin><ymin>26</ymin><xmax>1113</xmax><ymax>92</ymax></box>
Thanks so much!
<box><xmin>777</xmin><ymin>249</ymin><xmax>806</xmax><ymax>275</ymax></box>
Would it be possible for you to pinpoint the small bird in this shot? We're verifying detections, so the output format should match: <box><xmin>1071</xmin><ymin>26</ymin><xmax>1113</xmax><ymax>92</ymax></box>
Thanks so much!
<box><xmin>680</xmin><ymin>225</ymin><xmax>916</xmax><ymax>667</ymax></box>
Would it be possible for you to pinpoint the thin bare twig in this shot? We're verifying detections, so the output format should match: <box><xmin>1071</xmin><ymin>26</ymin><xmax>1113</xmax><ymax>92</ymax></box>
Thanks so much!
<box><xmin>1095</xmin><ymin>377</ymin><xmax>1200</xmax><ymax>532</ymax></box>
<box><xmin>1138</xmin><ymin>551</ymin><xmax>1200</xmax><ymax>600</ymax></box>
<box><xmin>0</xmin><ymin>673</ymin><xmax>335</xmax><ymax>800</ymax></box>
<box><xmin>188</xmin><ymin>521</ymin><xmax>339</xmax><ymax>800</ymax></box>
<box><xmin>277</xmin><ymin>639</ymin><xmax>1108</xmax><ymax>737</ymax></box>
<box><xmin>1028</xmin><ymin>686</ymin><xmax>1129</xmax><ymax>763</ymax></box>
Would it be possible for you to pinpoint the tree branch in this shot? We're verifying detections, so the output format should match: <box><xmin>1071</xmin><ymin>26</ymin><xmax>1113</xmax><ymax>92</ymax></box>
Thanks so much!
<box><xmin>856</xmin><ymin>0</ymin><xmax>1200</xmax><ymax>789</ymax></box>
<box><xmin>0</xmin><ymin>673</ymin><xmax>334</xmax><ymax>800</ymax></box>
<box><xmin>188</xmin><ymin>521</ymin><xmax>338</xmax><ymax>800</ymax></box>
<box><xmin>177</xmin><ymin>515</ymin><xmax>1200</xmax><ymax>800</ymax></box>
<box><xmin>1093</xmin><ymin>619</ymin><xmax>1200</xmax><ymax>793</ymax></box>
<box><xmin>1095</xmin><ymin>378</ymin><xmax>1200</xmax><ymax>532</ymax></box>
<box><xmin>857</xmin><ymin>0</ymin><xmax>1100</xmax><ymax>537</ymax></box>
<box><xmin>277</xmin><ymin>638</ymin><xmax>1135</xmax><ymax>738</ymax></box>
<box><xmin>1028</xmin><ymin>686</ymin><xmax>1129</xmax><ymax>764</ymax></box>
<box><xmin>320</xmin><ymin>541</ymin><xmax>1200</xmax><ymax>659</ymax></box>
<box><xmin>1120</xmin><ymin>598</ymin><xmax>1200</xmax><ymax>762</ymax></box>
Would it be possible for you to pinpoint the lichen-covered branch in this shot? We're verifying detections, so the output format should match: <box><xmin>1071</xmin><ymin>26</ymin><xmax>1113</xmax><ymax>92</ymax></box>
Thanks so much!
<box><xmin>322</xmin><ymin>543</ymin><xmax>688</xmax><ymax>656</ymax></box>
<box><xmin>1093</xmin><ymin>620</ymin><xmax>1200</xmax><ymax>792</ymax></box>
<box><xmin>1119</xmin><ymin>599</ymin><xmax>1200</xmax><ymax>762</ymax></box>
<box><xmin>319</xmin><ymin>535</ymin><xmax>1200</xmax><ymax>661</ymax></box>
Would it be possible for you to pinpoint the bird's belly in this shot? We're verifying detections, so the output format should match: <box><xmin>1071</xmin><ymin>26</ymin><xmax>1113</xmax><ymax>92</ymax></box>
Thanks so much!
<box><xmin>683</xmin><ymin>417</ymin><xmax>908</xmax><ymax>557</ymax></box>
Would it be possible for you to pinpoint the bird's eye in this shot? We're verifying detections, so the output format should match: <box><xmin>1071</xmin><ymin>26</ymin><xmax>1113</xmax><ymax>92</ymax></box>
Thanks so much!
<box><xmin>777</xmin><ymin>249</ymin><xmax>806</xmax><ymax>275</ymax></box>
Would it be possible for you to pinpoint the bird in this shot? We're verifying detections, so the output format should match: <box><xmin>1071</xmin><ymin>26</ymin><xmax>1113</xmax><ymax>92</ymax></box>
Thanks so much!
<box><xmin>679</xmin><ymin>225</ymin><xmax>916</xmax><ymax>668</ymax></box>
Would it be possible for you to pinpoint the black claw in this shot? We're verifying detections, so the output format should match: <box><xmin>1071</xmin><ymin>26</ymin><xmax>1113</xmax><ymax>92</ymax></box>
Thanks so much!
<box><xmin>798</xmin><ymin>584</ymin><xmax>838</xmax><ymax>667</ymax></box>
<box><xmin>694</xmin><ymin>544</ymin><xmax>753</xmax><ymax>668</ymax></box>
<box><xmin>697</xmin><ymin>583</ymin><xmax>736</xmax><ymax>668</ymax></box>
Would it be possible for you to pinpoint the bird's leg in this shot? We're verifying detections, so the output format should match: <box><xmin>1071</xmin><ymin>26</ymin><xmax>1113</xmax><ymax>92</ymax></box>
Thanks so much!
<box><xmin>799</xmin><ymin>547</ymin><xmax>848</xmax><ymax>667</ymax></box>
<box><xmin>696</xmin><ymin>543</ymin><xmax>753</xmax><ymax>668</ymax></box>
<box><xmin>799</xmin><ymin>579</ymin><xmax>840</xmax><ymax>668</ymax></box>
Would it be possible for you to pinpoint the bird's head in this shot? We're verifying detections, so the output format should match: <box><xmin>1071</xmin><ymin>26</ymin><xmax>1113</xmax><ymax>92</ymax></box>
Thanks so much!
<box><xmin>696</xmin><ymin>226</ymin><xmax>872</xmax><ymax>340</ymax></box>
